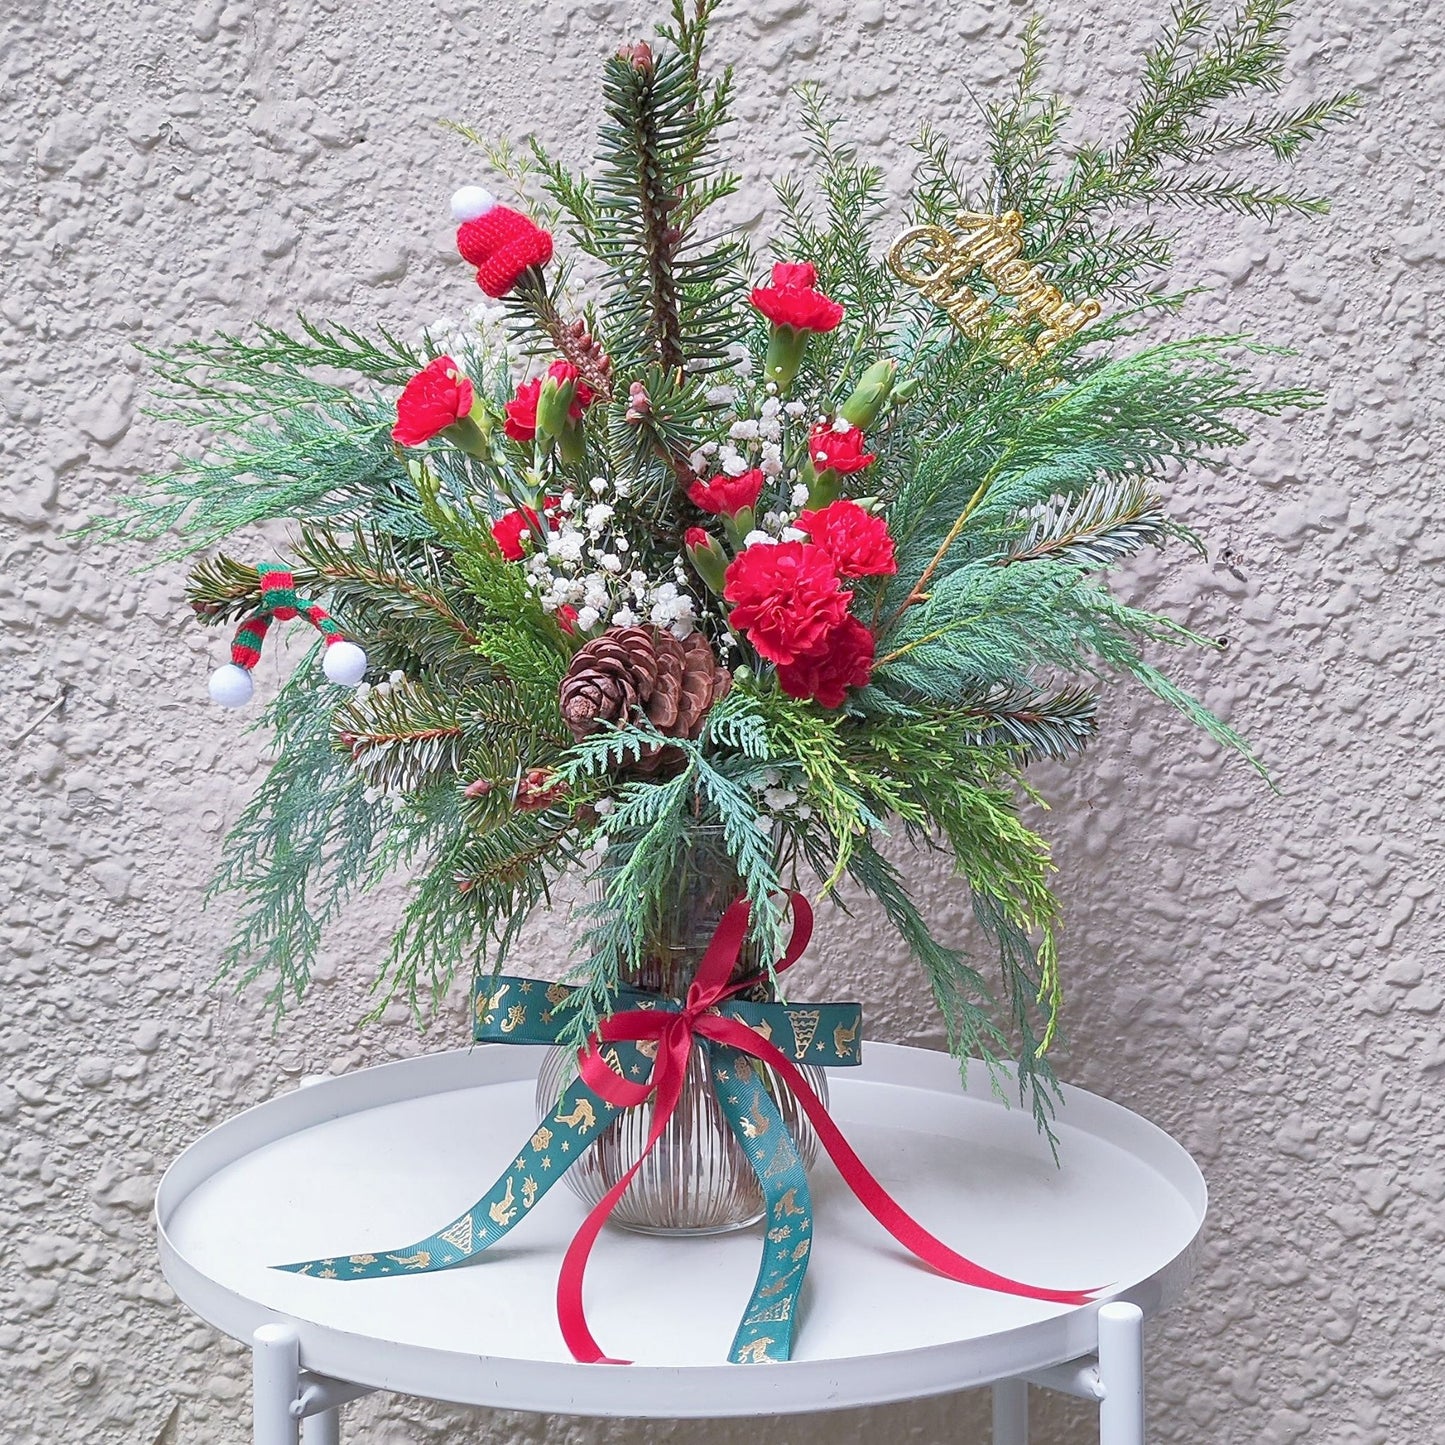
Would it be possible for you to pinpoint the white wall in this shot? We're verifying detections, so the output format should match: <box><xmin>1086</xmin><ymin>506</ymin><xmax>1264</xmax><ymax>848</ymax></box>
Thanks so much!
<box><xmin>4</xmin><ymin>0</ymin><xmax>1439</xmax><ymax>1440</ymax></box>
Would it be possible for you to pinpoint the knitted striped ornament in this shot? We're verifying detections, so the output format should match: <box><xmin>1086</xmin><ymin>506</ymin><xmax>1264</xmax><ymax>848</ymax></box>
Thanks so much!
<box><xmin>452</xmin><ymin>186</ymin><xmax>553</xmax><ymax>299</ymax></box>
<box><xmin>208</xmin><ymin>566</ymin><xmax>368</xmax><ymax>708</ymax></box>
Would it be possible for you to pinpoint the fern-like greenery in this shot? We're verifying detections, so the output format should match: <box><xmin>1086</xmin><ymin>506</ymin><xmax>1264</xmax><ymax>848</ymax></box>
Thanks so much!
<box><xmin>93</xmin><ymin>0</ymin><xmax>1350</xmax><ymax>1137</ymax></box>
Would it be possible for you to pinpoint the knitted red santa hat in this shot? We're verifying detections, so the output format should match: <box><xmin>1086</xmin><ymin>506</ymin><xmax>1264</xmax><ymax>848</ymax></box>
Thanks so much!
<box><xmin>452</xmin><ymin>187</ymin><xmax>553</xmax><ymax>299</ymax></box>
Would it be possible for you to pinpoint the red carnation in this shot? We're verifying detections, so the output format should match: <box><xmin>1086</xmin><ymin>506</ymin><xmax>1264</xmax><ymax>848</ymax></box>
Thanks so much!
<box><xmin>777</xmin><ymin>616</ymin><xmax>876</xmax><ymax>709</ymax></box>
<box><xmin>689</xmin><ymin>470</ymin><xmax>766</xmax><ymax>518</ymax></box>
<box><xmin>456</xmin><ymin>205</ymin><xmax>554</xmax><ymax>298</ymax></box>
<box><xmin>723</xmin><ymin>541</ymin><xmax>852</xmax><ymax>666</ymax></box>
<box><xmin>809</xmin><ymin>422</ymin><xmax>876</xmax><ymax>476</ymax></box>
<box><xmin>750</xmin><ymin>262</ymin><xmax>844</xmax><ymax>333</ymax></box>
<box><xmin>504</xmin><ymin>361</ymin><xmax>596</xmax><ymax>443</ymax></box>
<box><xmin>491</xmin><ymin>506</ymin><xmax>544</xmax><ymax>560</ymax></box>
<box><xmin>796</xmin><ymin>499</ymin><xmax>897</xmax><ymax>578</ymax></box>
<box><xmin>391</xmin><ymin>357</ymin><xmax>474</xmax><ymax>447</ymax></box>
<box><xmin>491</xmin><ymin>496</ymin><xmax>561</xmax><ymax>561</ymax></box>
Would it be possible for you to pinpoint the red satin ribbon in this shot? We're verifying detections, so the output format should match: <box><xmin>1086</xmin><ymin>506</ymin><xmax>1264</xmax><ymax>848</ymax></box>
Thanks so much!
<box><xmin>557</xmin><ymin>892</ymin><xmax>1094</xmax><ymax>1365</ymax></box>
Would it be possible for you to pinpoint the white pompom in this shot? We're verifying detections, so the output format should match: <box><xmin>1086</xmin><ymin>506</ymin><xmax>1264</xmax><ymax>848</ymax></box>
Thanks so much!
<box><xmin>209</xmin><ymin>663</ymin><xmax>254</xmax><ymax>709</ymax></box>
<box><xmin>322</xmin><ymin>640</ymin><xmax>368</xmax><ymax>687</ymax></box>
<box><xmin>451</xmin><ymin>186</ymin><xmax>496</xmax><ymax>222</ymax></box>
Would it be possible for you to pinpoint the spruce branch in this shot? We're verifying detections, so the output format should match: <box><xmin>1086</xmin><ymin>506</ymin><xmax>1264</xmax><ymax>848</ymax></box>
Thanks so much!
<box><xmin>333</xmin><ymin>679</ymin><xmax>466</xmax><ymax>795</ymax></box>
<box><xmin>1003</xmin><ymin>477</ymin><xmax>1170</xmax><ymax>568</ymax></box>
<box><xmin>960</xmin><ymin>682</ymin><xmax>1100</xmax><ymax>762</ymax></box>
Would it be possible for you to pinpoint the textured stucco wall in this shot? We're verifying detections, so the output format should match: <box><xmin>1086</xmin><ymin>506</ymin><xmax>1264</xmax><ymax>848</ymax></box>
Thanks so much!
<box><xmin>3</xmin><ymin>0</ymin><xmax>1441</xmax><ymax>1440</ymax></box>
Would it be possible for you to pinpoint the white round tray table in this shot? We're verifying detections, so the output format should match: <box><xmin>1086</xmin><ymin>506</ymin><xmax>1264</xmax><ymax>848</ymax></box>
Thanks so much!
<box><xmin>155</xmin><ymin>1041</ymin><xmax>1206</xmax><ymax>1444</ymax></box>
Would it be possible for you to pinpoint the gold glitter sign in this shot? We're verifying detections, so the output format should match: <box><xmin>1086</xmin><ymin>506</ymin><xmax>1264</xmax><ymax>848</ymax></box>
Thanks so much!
<box><xmin>887</xmin><ymin>210</ymin><xmax>1101</xmax><ymax>367</ymax></box>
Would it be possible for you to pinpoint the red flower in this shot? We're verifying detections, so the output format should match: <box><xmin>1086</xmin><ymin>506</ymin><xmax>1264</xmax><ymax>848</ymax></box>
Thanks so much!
<box><xmin>391</xmin><ymin>357</ymin><xmax>474</xmax><ymax>447</ymax></box>
<box><xmin>456</xmin><ymin>205</ymin><xmax>554</xmax><ymax>299</ymax></box>
<box><xmin>555</xmin><ymin>604</ymin><xmax>580</xmax><ymax>634</ymax></box>
<box><xmin>491</xmin><ymin>506</ymin><xmax>543</xmax><ymax>560</ymax></box>
<box><xmin>796</xmin><ymin>499</ymin><xmax>897</xmax><ymax>578</ymax></box>
<box><xmin>750</xmin><ymin>262</ymin><xmax>844</xmax><ymax>333</ymax></box>
<box><xmin>504</xmin><ymin>361</ymin><xmax>596</xmax><ymax>443</ymax></box>
<box><xmin>809</xmin><ymin>422</ymin><xmax>876</xmax><ymax>476</ymax></box>
<box><xmin>491</xmin><ymin>495</ymin><xmax>563</xmax><ymax>561</ymax></box>
<box><xmin>684</xmin><ymin>526</ymin><xmax>712</xmax><ymax>550</ymax></box>
<box><xmin>777</xmin><ymin>616</ymin><xmax>876</xmax><ymax>709</ymax></box>
<box><xmin>723</xmin><ymin>541</ymin><xmax>852</xmax><ymax>665</ymax></box>
<box><xmin>688</xmin><ymin>470</ymin><xmax>766</xmax><ymax>517</ymax></box>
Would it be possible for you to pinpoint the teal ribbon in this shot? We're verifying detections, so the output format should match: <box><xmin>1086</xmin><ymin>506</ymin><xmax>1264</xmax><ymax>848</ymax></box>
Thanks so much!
<box><xmin>278</xmin><ymin>972</ymin><xmax>862</xmax><ymax>1364</ymax></box>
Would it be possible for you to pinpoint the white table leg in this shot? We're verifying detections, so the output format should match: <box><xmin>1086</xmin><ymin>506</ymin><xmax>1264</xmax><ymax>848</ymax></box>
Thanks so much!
<box><xmin>302</xmin><ymin>1407</ymin><xmax>341</xmax><ymax>1445</ymax></box>
<box><xmin>253</xmin><ymin>1323</ymin><xmax>301</xmax><ymax>1445</ymax></box>
<box><xmin>992</xmin><ymin>1377</ymin><xmax>1028</xmax><ymax>1444</ymax></box>
<box><xmin>1097</xmin><ymin>1302</ymin><xmax>1145</xmax><ymax>1445</ymax></box>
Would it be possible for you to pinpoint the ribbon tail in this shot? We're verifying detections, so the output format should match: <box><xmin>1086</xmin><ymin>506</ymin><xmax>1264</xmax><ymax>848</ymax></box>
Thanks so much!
<box><xmin>711</xmin><ymin>1043</ymin><xmax>810</xmax><ymax>1365</ymax></box>
<box><xmin>274</xmin><ymin>1075</ymin><xmax>619</xmax><ymax>1280</ymax></box>
<box><xmin>556</xmin><ymin>1052</ymin><xmax>689</xmax><ymax>1365</ymax></box>
<box><xmin>705</xmin><ymin>1019</ymin><xmax>1097</xmax><ymax>1307</ymax></box>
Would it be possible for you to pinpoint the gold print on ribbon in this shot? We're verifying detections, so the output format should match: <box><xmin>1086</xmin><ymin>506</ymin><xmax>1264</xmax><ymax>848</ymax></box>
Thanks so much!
<box><xmin>545</xmin><ymin>982</ymin><xmax>569</xmax><ymax>1007</ymax></box>
<box><xmin>758</xmin><ymin>1265</ymin><xmax>802</xmax><ymax>1300</ymax></box>
<box><xmin>832</xmin><ymin>1018</ymin><xmax>858</xmax><ymax>1059</ymax></box>
<box><xmin>387</xmin><ymin>1250</ymin><xmax>431</xmax><ymax>1270</ymax></box>
<box><xmin>762</xmin><ymin>1139</ymin><xmax>794</xmax><ymax>1179</ymax></box>
<box><xmin>744</xmin><ymin>1298</ymin><xmax>794</xmax><ymax>1325</ymax></box>
<box><xmin>477</xmin><ymin>983</ymin><xmax>509</xmax><ymax>1027</ymax></box>
<box><xmin>748</xmin><ymin>1018</ymin><xmax>774</xmax><ymax>1045</ymax></box>
<box><xmin>791</xmin><ymin>1239</ymin><xmax>810</xmax><ymax>1262</ymax></box>
<box><xmin>530</xmin><ymin>1124</ymin><xmax>554</xmax><ymax>1152</ymax></box>
<box><xmin>735</xmin><ymin>1336</ymin><xmax>777</xmax><ymax>1364</ymax></box>
<box><xmin>440</xmin><ymin>1217</ymin><xmax>475</xmax><ymax>1255</ymax></box>
<box><xmin>489</xmin><ymin>1177</ymin><xmax>518</xmax><ymax>1228</ymax></box>
<box><xmin>556</xmin><ymin>1096</ymin><xmax>597</xmax><ymax>1132</ymax></box>
<box><xmin>739</xmin><ymin>1098</ymin><xmax>771</xmax><ymax>1140</ymax></box>
<box><xmin>887</xmin><ymin>210</ymin><xmax>1100</xmax><ymax>368</ymax></box>
<box><xmin>789</xmin><ymin>1010</ymin><xmax>820</xmax><ymax>1060</ymax></box>
<box><xmin>521</xmin><ymin>1176</ymin><xmax>539</xmax><ymax>1209</ymax></box>
<box><xmin>733</xmin><ymin>1055</ymin><xmax>755</xmax><ymax>1082</ymax></box>
<box><xmin>774</xmin><ymin>1187</ymin><xmax>806</xmax><ymax>1219</ymax></box>
<box><xmin>500</xmin><ymin>1004</ymin><xmax>527</xmax><ymax>1034</ymax></box>
<box><xmin>347</xmin><ymin>1253</ymin><xmax>377</xmax><ymax>1267</ymax></box>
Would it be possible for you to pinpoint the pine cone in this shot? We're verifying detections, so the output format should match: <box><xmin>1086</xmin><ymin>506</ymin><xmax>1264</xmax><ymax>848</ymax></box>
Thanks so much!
<box><xmin>560</xmin><ymin>626</ymin><xmax>731</xmax><ymax>772</ymax></box>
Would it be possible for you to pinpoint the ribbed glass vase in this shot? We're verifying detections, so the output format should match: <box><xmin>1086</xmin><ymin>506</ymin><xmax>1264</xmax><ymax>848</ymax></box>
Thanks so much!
<box><xmin>535</xmin><ymin>830</ymin><xmax>827</xmax><ymax>1235</ymax></box>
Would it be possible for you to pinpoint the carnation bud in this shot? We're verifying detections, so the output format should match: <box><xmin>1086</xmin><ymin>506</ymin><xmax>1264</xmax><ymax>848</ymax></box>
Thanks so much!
<box><xmin>762</xmin><ymin>323</ymin><xmax>808</xmax><ymax>392</ymax></box>
<box><xmin>839</xmin><ymin>359</ymin><xmax>896</xmax><ymax>431</ymax></box>
<box><xmin>534</xmin><ymin>374</ymin><xmax>577</xmax><ymax>442</ymax></box>
<box><xmin>684</xmin><ymin>526</ymin><xmax>729</xmax><ymax>596</ymax></box>
<box><xmin>891</xmin><ymin>372</ymin><xmax>922</xmax><ymax>407</ymax></box>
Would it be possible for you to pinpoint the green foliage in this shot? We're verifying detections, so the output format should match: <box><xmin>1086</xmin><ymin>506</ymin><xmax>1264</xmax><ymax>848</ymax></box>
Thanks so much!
<box><xmin>209</xmin><ymin>659</ymin><xmax>384</xmax><ymax>1015</ymax></box>
<box><xmin>882</xmin><ymin>339</ymin><xmax>1314</xmax><ymax>592</ymax></box>
<box><xmin>532</xmin><ymin>0</ymin><xmax>746</xmax><ymax>378</ymax></box>
<box><xmin>84</xmin><ymin>323</ymin><xmax>430</xmax><ymax>556</ymax></box>
<box><xmin>915</xmin><ymin>3</ymin><xmax>1358</xmax><ymax>301</ymax></box>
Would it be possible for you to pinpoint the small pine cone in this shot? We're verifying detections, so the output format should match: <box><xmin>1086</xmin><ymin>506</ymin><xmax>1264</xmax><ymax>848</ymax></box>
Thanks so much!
<box><xmin>560</xmin><ymin>627</ymin><xmax>653</xmax><ymax>741</ymax></box>
<box><xmin>560</xmin><ymin>626</ymin><xmax>731</xmax><ymax>769</ymax></box>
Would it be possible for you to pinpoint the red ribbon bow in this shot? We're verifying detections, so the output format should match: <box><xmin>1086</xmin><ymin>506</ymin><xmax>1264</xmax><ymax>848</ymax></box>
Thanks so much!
<box><xmin>557</xmin><ymin>892</ymin><xmax>1094</xmax><ymax>1365</ymax></box>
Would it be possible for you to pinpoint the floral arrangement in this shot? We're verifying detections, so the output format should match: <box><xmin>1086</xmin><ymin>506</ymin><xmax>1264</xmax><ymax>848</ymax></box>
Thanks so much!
<box><xmin>100</xmin><ymin>0</ymin><xmax>1350</xmax><ymax>1133</ymax></box>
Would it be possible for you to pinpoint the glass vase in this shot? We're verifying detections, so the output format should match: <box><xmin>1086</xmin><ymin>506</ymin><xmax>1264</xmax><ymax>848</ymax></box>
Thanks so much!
<box><xmin>535</xmin><ymin>830</ymin><xmax>827</xmax><ymax>1235</ymax></box>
